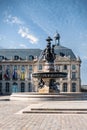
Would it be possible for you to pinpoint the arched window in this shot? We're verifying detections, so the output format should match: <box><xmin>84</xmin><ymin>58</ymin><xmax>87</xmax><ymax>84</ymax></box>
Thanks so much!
<box><xmin>63</xmin><ymin>83</ymin><xmax>67</xmax><ymax>92</ymax></box>
<box><xmin>28</xmin><ymin>82</ymin><xmax>32</xmax><ymax>92</ymax></box>
<box><xmin>21</xmin><ymin>82</ymin><xmax>25</xmax><ymax>92</ymax></box>
<box><xmin>72</xmin><ymin>83</ymin><xmax>76</xmax><ymax>92</ymax></box>
<box><xmin>5</xmin><ymin>82</ymin><xmax>10</xmax><ymax>92</ymax></box>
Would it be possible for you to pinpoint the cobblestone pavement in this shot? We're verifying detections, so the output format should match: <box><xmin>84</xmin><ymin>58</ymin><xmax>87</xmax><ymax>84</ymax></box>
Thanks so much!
<box><xmin>0</xmin><ymin>96</ymin><xmax>87</xmax><ymax>130</ymax></box>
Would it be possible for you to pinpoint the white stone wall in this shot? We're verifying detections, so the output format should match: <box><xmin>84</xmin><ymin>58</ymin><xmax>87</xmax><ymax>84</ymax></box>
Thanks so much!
<box><xmin>0</xmin><ymin>55</ymin><xmax>81</xmax><ymax>94</ymax></box>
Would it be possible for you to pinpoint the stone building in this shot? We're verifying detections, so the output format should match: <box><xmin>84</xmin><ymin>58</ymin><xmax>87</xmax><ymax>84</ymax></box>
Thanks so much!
<box><xmin>0</xmin><ymin>36</ymin><xmax>81</xmax><ymax>95</ymax></box>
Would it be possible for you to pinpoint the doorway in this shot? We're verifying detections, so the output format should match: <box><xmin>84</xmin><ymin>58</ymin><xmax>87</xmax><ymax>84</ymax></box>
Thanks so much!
<box><xmin>12</xmin><ymin>82</ymin><xmax>18</xmax><ymax>93</ymax></box>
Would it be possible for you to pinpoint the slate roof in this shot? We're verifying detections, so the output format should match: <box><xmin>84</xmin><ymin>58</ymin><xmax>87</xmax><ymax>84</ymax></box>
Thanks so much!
<box><xmin>0</xmin><ymin>45</ymin><xmax>76</xmax><ymax>60</ymax></box>
<box><xmin>54</xmin><ymin>45</ymin><xmax>76</xmax><ymax>59</ymax></box>
<box><xmin>0</xmin><ymin>49</ymin><xmax>42</xmax><ymax>60</ymax></box>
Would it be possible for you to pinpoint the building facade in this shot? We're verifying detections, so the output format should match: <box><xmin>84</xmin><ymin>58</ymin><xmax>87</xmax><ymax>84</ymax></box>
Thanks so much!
<box><xmin>0</xmin><ymin>43</ymin><xmax>81</xmax><ymax>95</ymax></box>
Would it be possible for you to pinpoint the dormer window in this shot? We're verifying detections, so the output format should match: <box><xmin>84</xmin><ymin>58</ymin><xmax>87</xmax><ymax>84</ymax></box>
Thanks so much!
<box><xmin>0</xmin><ymin>56</ymin><xmax>4</xmax><ymax>60</ymax></box>
<box><xmin>14</xmin><ymin>55</ymin><xmax>19</xmax><ymax>60</ymax></box>
<box><xmin>60</xmin><ymin>52</ymin><xmax>65</xmax><ymax>57</ymax></box>
<box><xmin>29</xmin><ymin>55</ymin><xmax>34</xmax><ymax>61</ymax></box>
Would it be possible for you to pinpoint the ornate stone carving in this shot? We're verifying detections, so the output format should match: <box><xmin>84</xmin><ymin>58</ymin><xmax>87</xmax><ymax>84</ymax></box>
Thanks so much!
<box><xmin>43</xmin><ymin>36</ymin><xmax>56</xmax><ymax>63</ymax></box>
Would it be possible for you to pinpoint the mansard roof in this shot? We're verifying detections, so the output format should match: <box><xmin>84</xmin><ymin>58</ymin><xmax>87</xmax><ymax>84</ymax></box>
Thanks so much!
<box><xmin>0</xmin><ymin>45</ymin><xmax>76</xmax><ymax>60</ymax></box>
<box><xmin>0</xmin><ymin>49</ymin><xmax>42</xmax><ymax>60</ymax></box>
<box><xmin>54</xmin><ymin>45</ymin><xmax>76</xmax><ymax>59</ymax></box>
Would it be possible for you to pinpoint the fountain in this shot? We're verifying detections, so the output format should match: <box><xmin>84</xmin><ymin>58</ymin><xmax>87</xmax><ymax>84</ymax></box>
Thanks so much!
<box><xmin>10</xmin><ymin>34</ymin><xmax>67</xmax><ymax>101</ymax></box>
<box><xmin>32</xmin><ymin>36</ymin><xmax>67</xmax><ymax>94</ymax></box>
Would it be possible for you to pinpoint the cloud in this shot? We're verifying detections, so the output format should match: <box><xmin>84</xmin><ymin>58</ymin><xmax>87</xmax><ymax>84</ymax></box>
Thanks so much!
<box><xmin>3</xmin><ymin>13</ymin><xmax>39</xmax><ymax>44</ymax></box>
<box><xmin>82</xmin><ymin>56</ymin><xmax>87</xmax><ymax>60</ymax></box>
<box><xmin>4</xmin><ymin>14</ymin><xmax>23</xmax><ymax>25</ymax></box>
<box><xmin>18</xmin><ymin>26</ymin><xmax>38</xmax><ymax>44</ymax></box>
<box><xmin>19</xmin><ymin>44</ymin><xmax>27</xmax><ymax>48</ymax></box>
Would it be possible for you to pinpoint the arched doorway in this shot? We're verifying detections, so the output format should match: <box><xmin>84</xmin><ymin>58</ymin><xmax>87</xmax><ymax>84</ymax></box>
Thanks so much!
<box><xmin>21</xmin><ymin>82</ymin><xmax>25</xmax><ymax>92</ymax></box>
<box><xmin>12</xmin><ymin>82</ymin><xmax>18</xmax><ymax>93</ymax></box>
<box><xmin>0</xmin><ymin>83</ymin><xmax>2</xmax><ymax>94</ymax></box>
<box><xmin>63</xmin><ymin>83</ymin><xmax>67</xmax><ymax>92</ymax></box>
<box><xmin>28</xmin><ymin>82</ymin><xmax>32</xmax><ymax>92</ymax></box>
<box><xmin>5</xmin><ymin>82</ymin><xmax>10</xmax><ymax>93</ymax></box>
<box><xmin>72</xmin><ymin>83</ymin><xmax>76</xmax><ymax>92</ymax></box>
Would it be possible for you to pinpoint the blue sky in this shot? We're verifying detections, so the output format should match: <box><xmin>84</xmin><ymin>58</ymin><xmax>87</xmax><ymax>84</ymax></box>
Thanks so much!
<box><xmin>0</xmin><ymin>0</ymin><xmax>87</xmax><ymax>84</ymax></box>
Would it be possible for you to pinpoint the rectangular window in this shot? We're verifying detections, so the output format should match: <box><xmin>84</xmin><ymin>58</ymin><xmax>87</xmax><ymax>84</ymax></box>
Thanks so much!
<box><xmin>14</xmin><ymin>65</ymin><xmax>17</xmax><ymax>70</ymax></box>
<box><xmin>21</xmin><ymin>65</ymin><xmax>25</xmax><ymax>72</ymax></box>
<box><xmin>64</xmin><ymin>65</ymin><xmax>67</xmax><ymax>70</ymax></box>
<box><xmin>0</xmin><ymin>65</ymin><xmax>2</xmax><ymax>70</ymax></box>
<box><xmin>63</xmin><ymin>83</ymin><xmax>67</xmax><ymax>92</ymax></box>
<box><xmin>55</xmin><ymin>65</ymin><xmax>60</xmax><ymax>71</ymax></box>
<box><xmin>38</xmin><ymin>64</ymin><xmax>42</xmax><ymax>70</ymax></box>
<box><xmin>72</xmin><ymin>72</ymin><xmax>76</xmax><ymax>79</ymax></box>
<box><xmin>29</xmin><ymin>73</ymin><xmax>32</xmax><ymax>80</ymax></box>
<box><xmin>0</xmin><ymin>72</ymin><xmax>2</xmax><ymax>80</ymax></box>
<box><xmin>20</xmin><ymin>72</ymin><xmax>25</xmax><ymax>80</ymax></box>
<box><xmin>72</xmin><ymin>65</ymin><xmax>76</xmax><ymax>70</ymax></box>
<box><xmin>29</xmin><ymin>65</ymin><xmax>32</xmax><ymax>71</ymax></box>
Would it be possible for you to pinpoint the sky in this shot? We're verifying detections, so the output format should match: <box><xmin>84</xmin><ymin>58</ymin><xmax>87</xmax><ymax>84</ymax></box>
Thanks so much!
<box><xmin>0</xmin><ymin>0</ymin><xmax>87</xmax><ymax>85</ymax></box>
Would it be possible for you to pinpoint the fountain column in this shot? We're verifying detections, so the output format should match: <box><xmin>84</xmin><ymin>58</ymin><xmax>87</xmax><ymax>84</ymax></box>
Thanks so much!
<box><xmin>38</xmin><ymin>36</ymin><xmax>56</xmax><ymax>93</ymax></box>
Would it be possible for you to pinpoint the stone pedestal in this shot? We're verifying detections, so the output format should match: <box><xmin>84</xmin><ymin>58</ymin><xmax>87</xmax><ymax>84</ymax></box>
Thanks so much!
<box><xmin>38</xmin><ymin>86</ymin><xmax>57</xmax><ymax>93</ymax></box>
<box><xmin>39</xmin><ymin>79</ymin><xmax>49</xmax><ymax>93</ymax></box>
<box><xmin>38</xmin><ymin>78</ymin><xmax>57</xmax><ymax>93</ymax></box>
<box><xmin>38</xmin><ymin>78</ymin><xmax>56</xmax><ymax>93</ymax></box>
<box><xmin>39</xmin><ymin>86</ymin><xmax>49</xmax><ymax>93</ymax></box>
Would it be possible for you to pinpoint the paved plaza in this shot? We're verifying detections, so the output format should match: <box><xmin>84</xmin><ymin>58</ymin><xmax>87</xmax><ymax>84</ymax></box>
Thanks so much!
<box><xmin>0</xmin><ymin>96</ymin><xmax>87</xmax><ymax>130</ymax></box>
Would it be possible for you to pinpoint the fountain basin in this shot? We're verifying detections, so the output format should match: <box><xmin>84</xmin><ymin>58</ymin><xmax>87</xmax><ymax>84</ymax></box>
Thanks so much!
<box><xmin>10</xmin><ymin>92</ymin><xmax>87</xmax><ymax>101</ymax></box>
<box><xmin>32</xmin><ymin>72</ymin><xmax>67</xmax><ymax>78</ymax></box>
